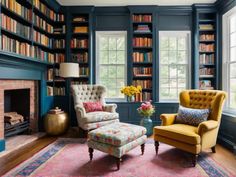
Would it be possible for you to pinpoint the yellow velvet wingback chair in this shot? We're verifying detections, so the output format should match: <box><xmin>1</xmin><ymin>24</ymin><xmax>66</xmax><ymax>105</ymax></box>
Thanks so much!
<box><xmin>153</xmin><ymin>90</ymin><xmax>227</xmax><ymax>166</ymax></box>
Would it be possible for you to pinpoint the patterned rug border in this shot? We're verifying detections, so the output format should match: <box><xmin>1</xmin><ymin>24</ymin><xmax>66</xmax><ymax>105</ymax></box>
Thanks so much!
<box><xmin>3</xmin><ymin>138</ymin><xmax>234</xmax><ymax>177</ymax></box>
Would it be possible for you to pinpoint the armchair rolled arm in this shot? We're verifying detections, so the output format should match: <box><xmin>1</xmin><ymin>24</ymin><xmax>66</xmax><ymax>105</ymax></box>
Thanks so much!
<box><xmin>197</xmin><ymin>120</ymin><xmax>218</xmax><ymax>135</ymax></box>
<box><xmin>103</xmin><ymin>104</ymin><xmax>117</xmax><ymax>113</ymax></box>
<box><xmin>74</xmin><ymin>105</ymin><xmax>87</xmax><ymax>118</ymax></box>
<box><xmin>160</xmin><ymin>114</ymin><xmax>177</xmax><ymax>126</ymax></box>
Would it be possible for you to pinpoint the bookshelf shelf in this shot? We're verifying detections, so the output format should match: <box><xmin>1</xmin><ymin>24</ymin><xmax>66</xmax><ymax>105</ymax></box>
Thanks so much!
<box><xmin>1</xmin><ymin>28</ymin><xmax>32</xmax><ymax>43</ymax></box>
<box><xmin>198</xmin><ymin>12</ymin><xmax>217</xmax><ymax>90</ymax></box>
<box><xmin>131</xmin><ymin>13</ymin><xmax>154</xmax><ymax>102</ymax></box>
<box><xmin>33</xmin><ymin>7</ymin><xmax>55</xmax><ymax>25</ymax></box>
<box><xmin>72</xmin><ymin>21</ymin><xmax>89</xmax><ymax>25</ymax></box>
<box><xmin>0</xmin><ymin>50</ymin><xmax>53</xmax><ymax>65</ymax></box>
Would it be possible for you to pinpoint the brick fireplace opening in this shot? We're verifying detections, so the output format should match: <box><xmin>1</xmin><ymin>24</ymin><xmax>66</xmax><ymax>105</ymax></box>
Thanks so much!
<box><xmin>0</xmin><ymin>80</ymin><xmax>39</xmax><ymax>140</ymax></box>
<box><xmin>4</xmin><ymin>89</ymin><xmax>30</xmax><ymax>137</ymax></box>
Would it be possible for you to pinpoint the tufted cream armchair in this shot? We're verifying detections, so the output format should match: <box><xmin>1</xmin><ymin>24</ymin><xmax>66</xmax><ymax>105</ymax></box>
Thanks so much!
<box><xmin>71</xmin><ymin>85</ymin><xmax>119</xmax><ymax>131</ymax></box>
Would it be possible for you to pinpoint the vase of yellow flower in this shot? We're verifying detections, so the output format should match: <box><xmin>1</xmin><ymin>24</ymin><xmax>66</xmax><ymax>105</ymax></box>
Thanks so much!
<box><xmin>120</xmin><ymin>85</ymin><xmax>142</xmax><ymax>102</ymax></box>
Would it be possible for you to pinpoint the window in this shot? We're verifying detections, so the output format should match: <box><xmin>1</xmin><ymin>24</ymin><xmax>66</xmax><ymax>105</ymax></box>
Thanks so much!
<box><xmin>159</xmin><ymin>31</ymin><xmax>191</xmax><ymax>101</ymax></box>
<box><xmin>96</xmin><ymin>31</ymin><xmax>127</xmax><ymax>100</ymax></box>
<box><xmin>223</xmin><ymin>6</ymin><xmax>236</xmax><ymax>112</ymax></box>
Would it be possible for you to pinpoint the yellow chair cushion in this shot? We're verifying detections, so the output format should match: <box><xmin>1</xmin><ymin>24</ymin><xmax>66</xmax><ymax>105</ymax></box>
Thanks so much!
<box><xmin>154</xmin><ymin>124</ymin><xmax>200</xmax><ymax>145</ymax></box>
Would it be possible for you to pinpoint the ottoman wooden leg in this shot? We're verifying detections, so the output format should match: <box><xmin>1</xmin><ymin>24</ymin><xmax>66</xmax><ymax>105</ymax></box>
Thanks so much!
<box><xmin>141</xmin><ymin>144</ymin><xmax>145</xmax><ymax>155</ymax></box>
<box><xmin>116</xmin><ymin>157</ymin><xmax>121</xmax><ymax>170</ymax></box>
<box><xmin>89</xmin><ymin>148</ymin><xmax>94</xmax><ymax>161</ymax></box>
<box><xmin>155</xmin><ymin>141</ymin><xmax>159</xmax><ymax>155</ymax></box>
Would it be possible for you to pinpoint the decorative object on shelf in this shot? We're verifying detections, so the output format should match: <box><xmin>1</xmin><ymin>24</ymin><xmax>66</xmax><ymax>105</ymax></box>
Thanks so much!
<box><xmin>137</xmin><ymin>101</ymin><xmax>155</xmax><ymax>136</ymax></box>
<box><xmin>44</xmin><ymin>107</ymin><xmax>69</xmax><ymax>135</ymax></box>
<box><xmin>120</xmin><ymin>85</ymin><xmax>142</xmax><ymax>102</ymax></box>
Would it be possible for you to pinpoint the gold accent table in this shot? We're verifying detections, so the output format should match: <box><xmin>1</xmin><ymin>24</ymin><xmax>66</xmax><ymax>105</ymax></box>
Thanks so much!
<box><xmin>44</xmin><ymin>107</ymin><xmax>69</xmax><ymax>135</ymax></box>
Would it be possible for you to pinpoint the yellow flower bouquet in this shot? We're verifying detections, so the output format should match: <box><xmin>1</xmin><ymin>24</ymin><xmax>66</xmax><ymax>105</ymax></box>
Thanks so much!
<box><xmin>120</xmin><ymin>85</ymin><xmax>142</xmax><ymax>101</ymax></box>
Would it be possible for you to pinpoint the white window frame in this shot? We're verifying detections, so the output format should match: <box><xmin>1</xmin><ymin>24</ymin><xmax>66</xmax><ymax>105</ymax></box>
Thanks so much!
<box><xmin>96</xmin><ymin>31</ymin><xmax>127</xmax><ymax>102</ymax></box>
<box><xmin>159</xmin><ymin>31</ymin><xmax>191</xmax><ymax>102</ymax></box>
<box><xmin>223</xmin><ymin>6</ymin><xmax>236</xmax><ymax>114</ymax></box>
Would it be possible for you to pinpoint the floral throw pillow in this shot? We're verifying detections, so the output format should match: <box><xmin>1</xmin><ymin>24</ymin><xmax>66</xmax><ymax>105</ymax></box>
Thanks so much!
<box><xmin>175</xmin><ymin>106</ymin><xmax>210</xmax><ymax>126</ymax></box>
<box><xmin>83</xmin><ymin>101</ymin><xmax>103</xmax><ymax>113</ymax></box>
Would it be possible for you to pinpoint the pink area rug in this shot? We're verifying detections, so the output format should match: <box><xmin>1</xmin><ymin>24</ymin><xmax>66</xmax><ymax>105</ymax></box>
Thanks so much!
<box><xmin>3</xmin><ymin>138</ymin><xmax>236</xmax><ymax>177</ymax></box>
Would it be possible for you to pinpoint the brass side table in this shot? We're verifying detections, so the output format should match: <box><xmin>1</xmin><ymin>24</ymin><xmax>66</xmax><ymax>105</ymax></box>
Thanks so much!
<box><xmin>44</xmin><ymin>107</ymin><xmax>69</xmax><ymax>135</ymax></box>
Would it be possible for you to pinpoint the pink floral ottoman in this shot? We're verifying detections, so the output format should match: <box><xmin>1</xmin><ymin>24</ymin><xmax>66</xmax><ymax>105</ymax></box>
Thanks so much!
<box><xmin>87</xmin><ymin>122</ymin><xmax>147</xmax><ymax>170</ymax></box>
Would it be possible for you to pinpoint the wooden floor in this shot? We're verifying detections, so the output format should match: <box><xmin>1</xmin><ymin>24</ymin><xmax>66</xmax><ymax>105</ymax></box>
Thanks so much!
<box><xmin>0</xmin><ymin>130</ymin><xmax>235</xmax><ymax>175</ymax></box>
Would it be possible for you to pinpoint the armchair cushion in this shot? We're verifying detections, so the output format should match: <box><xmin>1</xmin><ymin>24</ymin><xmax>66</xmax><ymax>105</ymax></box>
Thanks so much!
<box><xmin>176</xmin><ymin>106</ymin><xmax>210</xmax><ymax>126</ymax></box>
<box><xmin>81</xmin><ymin>111</ymin><xmax>119</xmax><ymax>124</ymax></box>
<box><xmin>154</xmin><ymin>124</ymin><xmax>200</xmax><ymax>145</ymax></box>
<box><xmin>83</xmin><ymin>101</ymin><xmax>103</xmax><ymax>113</ymax></box>
<box><xmin>160</xmin><ymin>114</ymin><xmax>177</xmax><ymax>126</ymax></box>
<box><xmin>103</xmin><ymin>104</ymin><xmax>117</xmax><ymax>113</ymax></box>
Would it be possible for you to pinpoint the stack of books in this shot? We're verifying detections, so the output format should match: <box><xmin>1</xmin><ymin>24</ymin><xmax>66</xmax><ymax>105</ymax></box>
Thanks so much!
<box><xmin>199</xmin><ymin>44</ymin><xmax>214</xmax><ymax>52</ymax></box>
<box><xmin>199</xmin><ymin>24</ymin><xmax>214</xmax><ymax>30</ymax></box>
<box><xmin>133</xmin><ymin>80</ymin><xmax>152</xmax><ymax>89</ymax></box>
<box><xmin>132</xmin><ymin>15</ymin><xmax>152</xmax><ymax>22</ymax></box>
<box><xmin>71</xmin><ymin>53</ymin><xmax>88</xmax><ymax>63</ymax></box>
<box><xmin>79</xmin><ymin>67</ymin><xmax>89</xmax><ymax>76</ymax></box>
<box><xmin>133</xmin><ymin>52</ymin><xmax>152</xmax><ymax>62</ymax></box>
<box><xmin>133</xmin><ymin>67</ymin><xmax>152</xmax><ymax>76</ymax></box>
<box><xmin>53</xmin><ymin>25</ymin><xmax>66</xmax><ymax>34</ymax></box>
<box><xmin>53</xmin><ymin>39</ymin><xmax>65</xmax><ymax>49</ymax></box>
<box><xmin>33</xmin><ymin>30</ymin><xmax>52</xmax><ymax>47</ymax></box>
<box><xmin>133</xmin><ymin>37</ymin><xmax>152</xmax><ymax>47</ymax></box>
<box><xmin>33</xmin><ymin>14</ymin><xmax>53</xmax><ymax>33</ymax></box>
<box><xmin>199</xmin><ymin>68</ymin><xmax>215</xmax><ymax>77</ymax></box>
<box><xmin>71</xmin><ymin>39</ymin><xmax>88</xmax><ymax>48</ymax></box>
<box><xmin>134</xmin><ymin>25</ymin><xmax>151</xmax><ymax>33</ymax></box>
<box><xmin>74</xmin><ymin>27</ymin><xmax>88</xmax><ymax>33</ymax></box>
<box><xmin>54</xmin><ymin>54</ymin><xmax>65</xmax><ymax>63</ymax></box>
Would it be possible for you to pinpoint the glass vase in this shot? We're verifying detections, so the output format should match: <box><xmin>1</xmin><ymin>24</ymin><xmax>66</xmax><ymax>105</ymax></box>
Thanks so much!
<box><xmin>127</xmin><ymin>95</ymin><xmax>135</xmax><ymax>102</ymax></box>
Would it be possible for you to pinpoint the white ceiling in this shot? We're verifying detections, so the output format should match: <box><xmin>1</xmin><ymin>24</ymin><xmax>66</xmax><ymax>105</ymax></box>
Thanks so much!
<box><xmin>57</xmin><ymin>0</ymin><xmax>217</xmax><ymax>6</ymax></box>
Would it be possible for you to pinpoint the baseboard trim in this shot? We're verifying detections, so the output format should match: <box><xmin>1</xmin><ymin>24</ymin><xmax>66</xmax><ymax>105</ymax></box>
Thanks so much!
<box><xmin>0</xmin><ymin>139</ymin><xmax>5</xmax><ymax>152</ymax></box>
<box><xmin>218</xmin><ymin>135</ymin><xmax>236</xmax><ymax>154</ymax></box>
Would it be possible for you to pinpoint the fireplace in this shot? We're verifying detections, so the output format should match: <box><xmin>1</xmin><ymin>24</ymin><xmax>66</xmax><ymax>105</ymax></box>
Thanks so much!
<box><xmin>0</xmin><ymin>80</ymin><xmax>39</xmax><ymax>140</ymax></box>
<box><xmin>4</xmin><ymin>89</ymin><xmax>30</xmax><ymax>137</ymax></box>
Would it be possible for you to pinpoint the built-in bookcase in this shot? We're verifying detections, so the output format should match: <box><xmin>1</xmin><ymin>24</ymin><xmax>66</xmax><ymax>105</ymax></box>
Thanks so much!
<box><xmin>70</xmin><ymin>14</ymin><xmax>90</xmax><ymax>85</ymax></box>
<box><xmin>131</xmin><ymin>13</ymin><xmax>154</xmax><ymax>102</ymax></box>
<box><xmin>0</xmin><ymin>0</ymin><xmax>66</xmax><ymax>96</ymax></box>
<box><xmin>198</xmin><ymin>12</ymin><xmax>217</xmax><ymax>90</ymax></box>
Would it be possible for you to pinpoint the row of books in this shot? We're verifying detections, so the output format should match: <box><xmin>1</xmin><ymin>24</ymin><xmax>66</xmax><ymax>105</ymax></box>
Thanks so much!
<box><xmin>73</xmin><ymin>17</ymin><xmax>87</xmax><ymax>22</ymax></box>
<box><xmin>132</xmin><ymin>15</ymin><xmax>152</xmax><ymax>22</ymax></box>
<box><xmin>199</xmin><ymin>80</ymin><xmax>214</xmax><ymax>90</ymax></box>
<box><xmin>33</xmin><ymin>45</ymin><xmax>54</xmax><ymax>61</ymax></box>
<box><xmin>33</xmin><ymin>14</ymin><xmax>53</xmax><ymax>34</ymax></box>
<box><xmin>135</xmin><ymin>92</ymin><xmax>152</xmax><ymax>102</ymax></box>
<box><xmin>53</xmin><ymin>39</ymin><xmax>65</xmax><ymax>49</ymax></box>
<box><xmin>71</xmin><ymin>39</ymin><xmax>88</xmax><ymax>48</ymax></box>
<box><xmin>1</xmin><ymin>0</ymin><xmax>32</xmax><ymax>22</ymax></box>
<box><xmin>133</xmin><ymin>80</ymin><xmax>152</xmax><ymax>89</ymax></box>
<box><xmin>53</xmin><ymin>26</ymin><xmax>66</xmax><ymax>34</ymax></box>
<box><xmin>199</xmin><ymin>24</ymin><xmax>214</xmax><ymax>30</ymax></box>
<box><xmin>199</xmin><ymin>44</ymin><xmax>214</xmax><ymax>52</ymax></box>
<box><xmin>33</xmin><ymin>0</ymin><xmax>64</xmax><ymax>22</ymax></box>
<box><xmin>1</xmin><ymin>13</ymin><xmax>31</xmax><ymax>39</ymax></box>
<box><xmin>199</xmin><ymin>54</ymin><xmax>215</xmax><ymax>65</ymax></box>
<box><xmin>71</xmin><ymin>53</ymin><xmax>88</xmax><ymax>63</ymax></box>
<box><xmin>33</xmin><ymin>30</ymin><xmax>52</xmax><ymax>47</ymax></box>
<box><xmin>133</xmin><ymin>37</ymin><xmax>152</xmax><ymax>47</ymax></box>
<box><xmin>133</xmin><ymin>67</ymin><xmax>152</xmax><ymax>76</ymax></box>
<box><xmin>73</xmin><ymin>27</ymin><xmax>88</xmax><ymax>33</ymax></box>
<box><xmin>199</xmin><ymin>68</ymin><xmax>215</xmax><ymax>77</ymax></box>
<box><xmin>80</xmin><ymin>67</ymin><xmax>89</xmax><ymax>76</ymax></box>
<box><xmin>54</xmin><ymin>53</ymin><xmax>65</xmax><ymax>63</ymax></box>
<box><xmin>200</xmin><ymin>34</ymin><xmax>215</xmax><ymax>41</ymax></box>
<box><xmin>1</xmin><ymin>35</ymin><xmax>56</xmax><ymax>61</ymax></box>
<box><xmin>133</xmin><ymin>52</ymin><xmax>152</xmax><ymax>62</ymax></box>
<box><xmin>47</xmin><ymin>86</ymin><xmax>65</xmax><ymax>96</ymax></box>
<box><xmin>134</xmin><ymin>25</ymin><xmax>151</xmax><ymax>33</ymax></box>
<box><xmin>1</xmin><ymin>35</ymin><xmax>31</xmax><ymax>57</ymax></box>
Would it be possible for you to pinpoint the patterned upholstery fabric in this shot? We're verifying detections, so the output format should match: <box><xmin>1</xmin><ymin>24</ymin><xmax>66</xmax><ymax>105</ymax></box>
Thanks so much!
<box><xmin>71</xmin><ymin>85</ymin><xmax>119</xmax><ymax>130</ymax></box>
<box><xmin>176</xmin><ymin>106</ymin><xmax>210</xmax><ymax>126</ymax></box>
<box><xmin>81</xmin><ymin>119</ymin><xmax>120</xmax><ymax>130</ymax></box>
<box><xmin>88</xmin><ymin>135</ymin><xmax>147</xmax><ymax>158</ymax></box>
<box><xmin>88</xmin><ymin>122</ymin><xmax>147</xmax><ymax>146</ymax></box>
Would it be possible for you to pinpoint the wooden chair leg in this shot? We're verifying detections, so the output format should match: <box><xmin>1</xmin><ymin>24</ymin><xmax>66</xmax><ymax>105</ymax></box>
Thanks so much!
<box><xmin>89</xmin><ymin>148</ymin><xmax>94</xmax><ymax>161</ymax></box>
<box><xmin>192</xmin><ymin>154</ymin><xmax>198</xmax><ymax>167</ymax></box>
<box><xmin>141</xmin><ymin>144</ymin><xmax>145</xmax><ymax>155</ymax></box>
<box><xmin>155</xmin><ymin>141</ymin><xmax>159</xmax><ymax>155</ymax></box>
<box><xmin>211</xmin><ymin>146</ymin><xmax>216</xmax><ymax>153</ymax></box>
<box><xmin>116</xmin><ymin>157</ymin><xmax>121</xmax><ymax>170</ymax></box>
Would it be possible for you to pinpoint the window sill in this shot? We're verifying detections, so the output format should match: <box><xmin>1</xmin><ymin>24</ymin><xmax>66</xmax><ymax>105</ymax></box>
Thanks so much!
<box><xmin>222</xmin><ymin>110</ymin><xmax>236</xmax><ymax>117</ymax></box>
